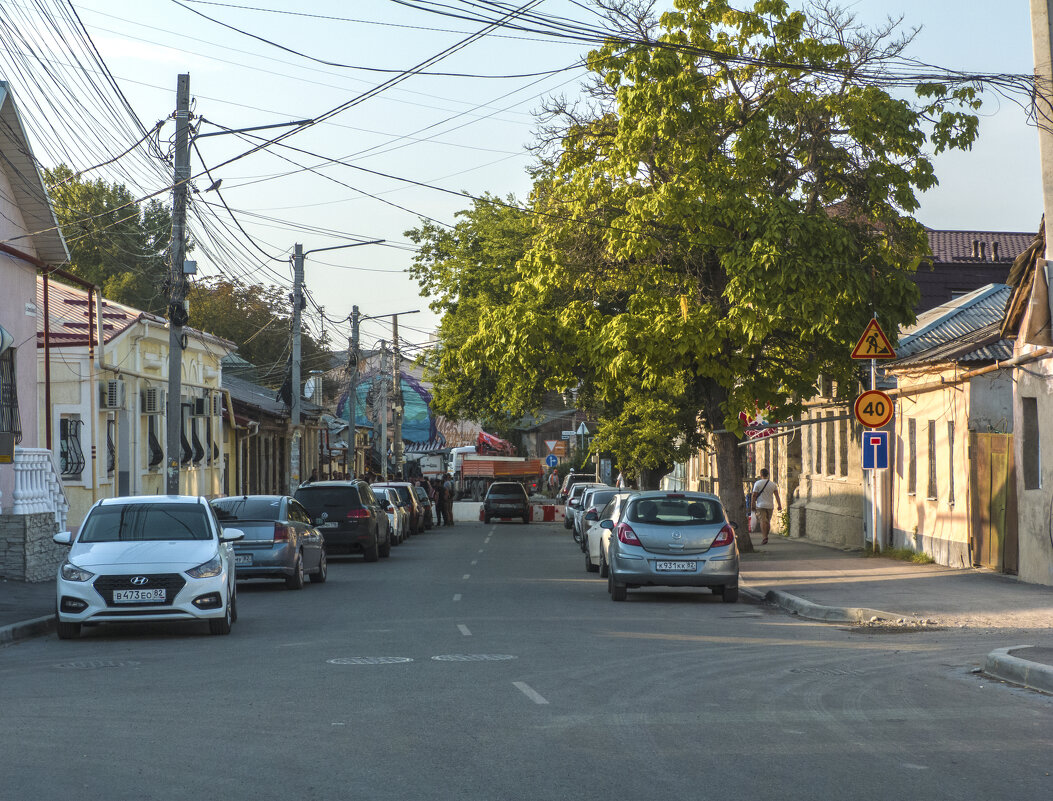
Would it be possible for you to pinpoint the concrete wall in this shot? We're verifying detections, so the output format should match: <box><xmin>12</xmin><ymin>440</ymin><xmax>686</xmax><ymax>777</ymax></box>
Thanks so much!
<box><xmin>970</xmin><ymin>372</ymin><xmax>1014</xmax><ymax>433</ymax></box>
<box><xmin>0</xmin><ymin>512</ymin><xmax>61</xmax><ymax>582</ymax></box>
<box><xmin>1012</xmin><ymin>350</ymin><xmax>1053</xmax><ymax>587</ymax></box>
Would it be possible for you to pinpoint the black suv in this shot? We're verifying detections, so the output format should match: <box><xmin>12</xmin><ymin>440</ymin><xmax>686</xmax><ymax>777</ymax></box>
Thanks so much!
<box><xmin>294</xmin><ymin>480</ymin><xmax>390</xmax><ymax>561</ymax></box>
<box><xmin>483</xmin><ymin>482</ymin><xmax>530</xmax><ymax>524</ymax></box>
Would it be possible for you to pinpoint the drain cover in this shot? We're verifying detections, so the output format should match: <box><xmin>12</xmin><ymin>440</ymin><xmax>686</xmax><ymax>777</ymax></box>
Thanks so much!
<box><xmin>54</xmin><ymin>660</ymin><xmax>140</xmax><ymax>670</ymax></box>
<box><xmin>327</xmin><ymin>657</ymin><xmax>414</xmax><ymax>665</ymax></box>
<box><xmin>431</xmin><ymin>654</ymin><xmax>517</xmax><ymax>662</ymax></box>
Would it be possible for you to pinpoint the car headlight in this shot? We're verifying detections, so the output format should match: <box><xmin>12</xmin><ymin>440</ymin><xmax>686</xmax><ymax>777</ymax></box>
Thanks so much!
<box><xmin>60</xmin><ymin>562</ymin><xmax>95</xmax><ymax>582</ymax></box>
<box><xmin>186</xmin><ymin>554</ymin><xmax>223</xmax><ymax>579</ymax></box>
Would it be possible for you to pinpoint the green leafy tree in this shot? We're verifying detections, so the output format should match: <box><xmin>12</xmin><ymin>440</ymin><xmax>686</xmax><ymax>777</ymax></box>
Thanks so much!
<box><xmin>44</xmin><ymin>165</ymin><xmax>172</xmax><ymax>314</ymax></box>
<box><xmin>187</xmin><ymin>277</ymin><xmax>330</xmax><ymax>388</ymax></box>
<box><xmin>406</xmin><ymin>193</ymin><xmax>534</xmax><ymax>438</ymax></box>
<box><xmin>445</xmin><ymin>0</ymin><xmax>980</xmax><ymax>548</ymax></box>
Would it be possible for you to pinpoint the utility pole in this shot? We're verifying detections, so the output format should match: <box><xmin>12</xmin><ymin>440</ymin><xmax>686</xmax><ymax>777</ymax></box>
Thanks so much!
<box><xmin>1031</xmin><ymin>0</ymin><xmax>1053</xmax><ymax>248</ymax></box>
<box><xmin>289</xmin><ymin>243</ymin><xmax>304</xmax><ymax>494</ymax></box>
<box><xmin>379</xmin><ymin>340</ymin><xmax>389</xmax><ymax>479</ymax></box>
<box><xmin>347</xmin><ymin>305</ymin><xmax>360</xmax><ymax>477</ymax></box>
<box><xmin>166</xmin><ymin>73</ymin><xmax>191</xmax><ymax>495</ymax></box>
<box><xmin>391</xmin><ymin>314</ymin><xmax>403</xmax><ymax>475</ymax></box>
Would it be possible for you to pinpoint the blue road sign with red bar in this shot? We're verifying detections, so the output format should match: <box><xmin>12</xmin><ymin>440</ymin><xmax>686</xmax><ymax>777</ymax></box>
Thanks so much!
<box><xmin>861</xmin><ymin>430</ymin><xmax>889</xmax><ymax>470</ymax></box>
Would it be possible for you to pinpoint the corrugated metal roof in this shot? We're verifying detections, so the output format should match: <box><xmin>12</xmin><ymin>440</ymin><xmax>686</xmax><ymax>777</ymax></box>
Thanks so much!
<box><xmin>893</xmin><ymin>284</ymin><xmax>1012</xmax><ymax>367</ymax></box>
<box><xmin>0</xmin><ymin>83</ymin><xmax>69</xmax><ymax>265</ymax></box>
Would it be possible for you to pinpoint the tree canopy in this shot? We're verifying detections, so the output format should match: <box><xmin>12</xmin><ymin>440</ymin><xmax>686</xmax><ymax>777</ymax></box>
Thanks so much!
<box><xmin>409</xmin><ymin>0</ymin><xmax>981</xmax><ymax>543</ymax></box>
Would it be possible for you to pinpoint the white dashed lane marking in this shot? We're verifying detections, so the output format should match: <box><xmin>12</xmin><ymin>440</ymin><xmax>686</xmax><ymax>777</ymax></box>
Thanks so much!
<box><xmin>453</xmin><ymin>594</ymin><xmax>462</xmax><ymax>601</ymax></box>
<box><xmin>458</xmin><ymin>624</ymin><xmax>472</xmax><ymax>636</ymax></box>
<box><xmin>513</xmin><ymin>682</ymin><xmax>549</xmax><ymax>705</ymax></box>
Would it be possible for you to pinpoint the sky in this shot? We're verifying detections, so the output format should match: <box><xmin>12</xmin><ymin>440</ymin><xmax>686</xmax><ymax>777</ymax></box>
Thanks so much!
<box><xmin>1</xmin><ymin>0</ymin><xmax>1044</xmax><ymax>356</ymax></box>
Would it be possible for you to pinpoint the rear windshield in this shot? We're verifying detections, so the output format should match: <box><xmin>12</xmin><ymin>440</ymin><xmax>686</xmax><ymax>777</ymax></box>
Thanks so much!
<box><xmin>79</xmin><ymin>502</ymin><xmax>212</xmax><ymax>542</ymax></box>
<box><xmin>375</xmin><ymin>485</ymin><xmax>413</xmax><ymax>505</ymax></box>
<box><xmin>212</xmin><ymin>497</ymin><xmax>282</xmax><ymax>521</ymax></box>
<box><xmin>415</xmin><ymin>487</ymin><xmax>428</xmax><ymax>499</ymax></box>
<box><xmin>627</xmin><ymin>497</ymin><xmax>724</xmax><ymax>526</ymax></box>
<box><xmin>589</xmin><ymin>490</ymin><xmax>618</xmax><ymax>509</ymax></box>
<box><xmin>487</xmin><ymin>483</ymin><xmax>526</xmax><ymax>499</ymax></box>
<box><xmin>294</xmin><ymin>486</ymin><xmax>363</xmax><ymax>516</ymax></box>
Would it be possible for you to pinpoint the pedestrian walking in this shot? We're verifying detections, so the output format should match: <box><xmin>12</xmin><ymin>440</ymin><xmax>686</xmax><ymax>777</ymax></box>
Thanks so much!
<box><xmin>434</xmin><ymin>478</ymin><xmax>447</xmax><ymax>526</ymax></box>
<box><xmin>443</xmin><ymin>475</ymin><xmax>455</xmax><ymax>525</ymax></box>
<box><xmin>750</xmin><ymin>468</ymin><xmax>782</xmax><ymax>545</ymax></box>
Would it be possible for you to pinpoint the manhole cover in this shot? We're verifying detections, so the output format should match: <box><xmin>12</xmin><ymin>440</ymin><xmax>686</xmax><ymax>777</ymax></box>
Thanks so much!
<box><xmin>431</xmin><ymin>654</ymin><xmax>517</xmax><ymax>662</ymax></box>
<box><xmin>54</xmin><ymin>660</ymin><xmax>140</xmax><ymax>670</ymax></box>
<box><xmin>327</xmin><ymin>657</ymin><xmax>414</xmax><ymax>665</ymax></box>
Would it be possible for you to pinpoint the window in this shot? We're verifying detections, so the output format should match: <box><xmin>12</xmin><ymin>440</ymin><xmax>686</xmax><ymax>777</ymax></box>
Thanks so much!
<box><xmin>814</xmin><ymin>413</ymin><xmax>823</xmax><ymax>475</ymax></box>
<box><xmin>927</xmin><ymin>420</ymin><xmax>937</xmax><ymax>499</ymax></box>
<box><xmin>59</xmin><ymin>416</ymin><xmax>85</xmax><ymax>478</ymax></box>
<box><xmin>805</xmin><ymin>418</ymin><xmax>812</xmax><ymax>476</ymax></box>
<box><xmin>907</xmin><ymin>418</ymin><xmax>917</xmax><ymax>495</ymax></box>
<box><xmin>773</xmin><ymin>436</ymin><xmax>780</xmax><ymax>485</ymax></box>
<box><xmin>947</xmin><ymin>421</ymin><xmax>955</xmax><ymax>505</ymax></box>
<box><xmin>0</xmin><ymin>348</ymin><xmax>21</xmax><ymax>443</ymax></box>
<box><xmin>147</xmin><ymin>415</ymin><xmax>164</xmax><ymax>468</ymax></box>
<box><xmin>825</xmin><ymin>413</ymin><xmax>835</xmax><ymax>475</ymax></box>
<box><xmin>839</xmin><ymin>416</ymin><xmax>849</xmax><ymax>476</ymax></box>
<box><xmin>106</xmin><ymin>417</ymin><xmax>116</xmax><ymax>476</ymax></box>
<box><xmin>1023</xmin><ymin>397</ymin><xmax>1041</xmax><ymax>490</ymax></box>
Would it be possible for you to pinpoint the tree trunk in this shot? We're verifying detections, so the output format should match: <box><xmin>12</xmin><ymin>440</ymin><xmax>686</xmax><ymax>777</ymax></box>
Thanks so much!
<box><xmin>713</xmin><ymin>430</ymin><xmax>753</xmax><ymax>553</ymax></box>
<box><xmin>637</xmin><ymin>464</ymin><xmax>670</xmax><ymax>490</ymax></box>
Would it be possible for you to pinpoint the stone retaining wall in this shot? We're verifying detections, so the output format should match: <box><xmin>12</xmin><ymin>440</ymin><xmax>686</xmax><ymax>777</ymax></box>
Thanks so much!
<box><xmin>0</xmin><ymin>513</ymin><xmax>63</xmax><ymax>582</ymax></box>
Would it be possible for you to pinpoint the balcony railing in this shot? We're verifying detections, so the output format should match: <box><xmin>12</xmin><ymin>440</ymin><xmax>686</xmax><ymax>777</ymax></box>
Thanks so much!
<box><xmin>11</xmin><ymin>447</ymin><xmax>69</xmax><ymax>531</ymax></box>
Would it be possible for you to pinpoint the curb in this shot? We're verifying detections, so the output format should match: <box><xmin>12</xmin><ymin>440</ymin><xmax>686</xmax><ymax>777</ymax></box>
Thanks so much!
<box><xmin>744</xmin><ymin>586</ymin><xmax>916</xmax><ymax>624</ymax></box>
<box><xmin>0</xmin><ymin>614</ymin><xmax>55</xmax><ymax>646</ymax></box>
<box><xmin>983</xmin><ymin>646</ymin><xmax>1053</xmax><ymax>695</ymax></box>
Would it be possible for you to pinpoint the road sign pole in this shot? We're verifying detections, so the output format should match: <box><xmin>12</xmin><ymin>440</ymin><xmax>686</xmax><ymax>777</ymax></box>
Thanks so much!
<box><xmin>870</xmin><ymin>315</ymin><xmax>880</xmax><ymax>552</ymax></box>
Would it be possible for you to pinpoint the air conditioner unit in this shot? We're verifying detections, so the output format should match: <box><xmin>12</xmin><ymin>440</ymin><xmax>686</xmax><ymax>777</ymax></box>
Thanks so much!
<box><xmin>141</xmin><ymin>387</ymin><xmax>166</xmax><ymax>415</ymax></box>
<box><xmin>211</xmin><ymin>393</ymin><xmax>224</xmax><ymax>417</ymax></box>
<box><xmin>100</xmin><ymin>379</ymin><xmax>126</xmax><ymax>410</ymax></box>
<box><xmin>191</xmin><ymin>397</ymin><xmax>209</xmax><ymax>417</ymax></box>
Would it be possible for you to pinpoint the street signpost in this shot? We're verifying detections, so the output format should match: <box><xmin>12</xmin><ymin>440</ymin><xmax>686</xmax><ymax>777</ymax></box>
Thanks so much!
<box><xmin>545</xmin><ymin>440</ymin><xmax>558</xmax><ymax>453</ymax></box>
<box><xmin>853</xmin><ymin>389</ymin><xmax>894</xmax><ymax>429</ymax></box>
<box><xmin>551</xmin><ymin>440</ymin><xmax>567</xmax><ymax>457</ymax></box>
<box><xmin>545</xmin><ymin>454</ymin><xmax>558</xmax><ymax>468</ymax></box>
<box><xmin>850</xmin><ymin>319</ymin><xmax>897</xmax><ymax>360</ymax></box>
<box><xmin>561</xmin><ymin>430</ymin><xmax>574</xmax><ymax>440</ymax></box>
<box><xmin>862</xmin><ymin>431</ymin><xmax>889</xmax><ymax>470</ymax></box>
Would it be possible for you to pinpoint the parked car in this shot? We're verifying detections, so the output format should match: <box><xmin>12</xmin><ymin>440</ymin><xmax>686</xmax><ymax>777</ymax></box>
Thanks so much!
<box><xmin>575</xmin><ymin>487</ymin><xmax>620</xmax><ymax>548</ymax></box>
<box><xmin>482</xmin><ymin>481</ymin><xmax>530</xmax><ymax>524</ymax></box>
<box><xmin>585</xmin><ymin>491</ymin><xmax>636</xmax><ymax>576</ymax></box>
<box><xmin>413</xmin><ymin>485</ymin><xmax>434</xmax><ymax>529</ymax></box>
<box><xmin>53</xmin><ymin>495</ymin><xmax>243</xmax><ymax>639</ymax></box>
<box><xmin>211</xmin><ymin>495</ymin><xmax>326</xmax><ymax>588</ymax></box>
<box><xmin>294</xmin><ymin>480</ymin><xmax>391</xmax><ymax>561</ymax></box>
<box><xmin>605</xmin><ymin>491</ymin><xmax>739</xmax><ymax>603</ymax></box>
<box><xmin>565</xmin><ymin>482</ymin><xmax>606</xmax><ymax>531</ymax></box>
<box><xmin>558</xmin><ymin>472</ymin><xmax>600</xmax><ymax>503</ymax></box>
<box><xmin>372</xmin><ymin>482</ymin><xmax>425</xmax><ymax>535</ymax></box>
<box><xmin>380</xmin><ymin>487</ymin><xmax>409</xmax><ymax>545</ymax></box>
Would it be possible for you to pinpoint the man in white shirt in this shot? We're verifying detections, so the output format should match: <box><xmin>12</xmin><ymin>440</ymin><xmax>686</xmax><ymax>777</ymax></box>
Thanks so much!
<box><xmin>751</xmin><ymin>468</ymin><xmax>782</xmax><ymax>545</ymax></box>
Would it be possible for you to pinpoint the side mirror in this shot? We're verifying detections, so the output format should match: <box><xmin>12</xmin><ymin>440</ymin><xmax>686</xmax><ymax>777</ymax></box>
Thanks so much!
<box><xmin>599</xmin><ymin>519</ymin><xmax>614</xmax><ymax>530</ymax></box>
<box><xmin>220</xmin><ymin>528</ymin><xmax>245</xmax><ymax>543</ymax></box>
<box><xmin>53</xmin><ymin>530</ymin><xmax>73</xmax><ymax>546</ymax></box>
<box><xmin>585</xmin><ymin>510</ymin><xmax>598</xmax><ymax>522</ymax></box>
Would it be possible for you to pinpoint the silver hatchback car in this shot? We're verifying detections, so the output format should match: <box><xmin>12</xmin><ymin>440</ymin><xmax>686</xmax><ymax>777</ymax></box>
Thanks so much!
<box><xmin>604</xmin><ymin>491</ymin><xmax>739</xmax><ymax>603</ymax></box>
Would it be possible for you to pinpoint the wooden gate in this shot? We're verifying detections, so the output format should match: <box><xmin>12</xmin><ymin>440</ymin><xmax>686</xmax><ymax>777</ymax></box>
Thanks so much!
<box><xmin>968</xmin><ymin>432</ymin><xmax>1018</xmax><ymax>573</ymax></box>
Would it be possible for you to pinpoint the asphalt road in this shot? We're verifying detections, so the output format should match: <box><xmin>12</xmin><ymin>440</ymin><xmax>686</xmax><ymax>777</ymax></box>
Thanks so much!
<box><xmin>1</xmin><ymin>521</ymin><xmax>1051</xmax><ymax>801</ymax></box>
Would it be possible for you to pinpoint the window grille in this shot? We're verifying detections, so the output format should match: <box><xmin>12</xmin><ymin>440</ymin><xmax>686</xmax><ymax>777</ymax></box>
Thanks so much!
<box><xmin>927</xmin><ymin>420</ymin><xmax>937</xmax><ymax>499</ymax></box>
<box><xmin>0</xmin><ymin>348</ymin><xmax>21</xmax><ymax>443</ymax></box>
<box><xmin>907</xmin><ymin>418</ymin><xmax>917</xmax><ymax>495</ymax></box>
<box><xmin>147</xmin><ymin>415</ymin><xmax>164</xmax><ymax>468</ymax></box>
<box><xmin>59</xmin><ymin>416</ymin><xmax>85</xmax><ymax>477</ymax></box>
<box><xmin>106</xmin><ymin>418</ymin><xmax>116</xmax><ymax>475</ymax></box>
<box><xmin>947</xmin><ymin>420</ymin><xmax>955</xmax><ymax>505</ymax></box>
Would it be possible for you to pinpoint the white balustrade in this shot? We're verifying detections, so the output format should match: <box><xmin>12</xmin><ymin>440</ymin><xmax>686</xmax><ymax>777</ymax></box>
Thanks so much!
<box><xmin>12</xmin><ymin>447</ymin><xmax>69</xmax><ymax>531</ymax></box>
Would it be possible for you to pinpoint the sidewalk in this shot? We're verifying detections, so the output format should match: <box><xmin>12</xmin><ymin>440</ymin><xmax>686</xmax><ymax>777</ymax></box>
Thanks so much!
<box><xmin>740</xmin><ymin>536</ymin><xmax>1053</xmax><ymax>694</ymax></box>
<box><xmin>0</xmin><ymin>578</ymin><xmax>55</xmax><ymax>644</ymax></box>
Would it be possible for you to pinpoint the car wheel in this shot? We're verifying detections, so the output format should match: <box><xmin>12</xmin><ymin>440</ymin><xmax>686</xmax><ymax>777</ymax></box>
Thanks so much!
<box><xmin>572</xmin><ymin>528</ymin><xmax>581</xmax><ymax>543</ymax></box>
<box><xmin>721</xmin><ymin>585</ymin><xmax>739</xmax><ymax>603</ymax></box>
<box><xmin>56</xmin><ymin>620</ymin><xmax>81</xmax><ymax>640</ymax></box>
<box><xmin>598</xmin><ymin>551</ymin><xmax>609</xmax><ymax>578</ymax></box>
<box><xmin>379</xmin><ymin>534</ymin><xmax>392</xmax><ymax>558</ymax></box>
<box><xmin>609</xmin><ymin>571</ymin><xmax>627</xmax><ymax>602</ymax></box>
<box><xmin>230</xmin><ymin>587</ymin><xmax>238</xmax><ymax>623</ymax></box>
<box><xmin>310</xmin><ymin>550</ymin><xmax>328</xmax><ymax>583</ymax></box>
<box><xmin>286</xmin><ymin>555</ymin><xmax>305</xmax><ymax>590</ymax></box>
<box><xmin>209</xmin><ymin>594</ymin><xmax>234</xmax><ymax>635</ymax></box>
<box><xmin>484</xmin><ymin>514</ymin><xmax>491</xmax><ymax>524</ymax></box>
<box><xmin>363</xmin><ymin>537</ymin><xmax>380</xmax><ymax>562</ymax></box>
<box><xmin>585</xmin><ymin>550</ymin><xmax>598</xmax><ymax>573</ymax></box>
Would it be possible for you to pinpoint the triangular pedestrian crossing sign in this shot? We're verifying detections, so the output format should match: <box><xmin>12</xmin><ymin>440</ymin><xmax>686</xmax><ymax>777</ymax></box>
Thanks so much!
<box><xmin>851</xmin><ymin>319</ymin><xmax>896</xmax><ymax>360</ymax></box>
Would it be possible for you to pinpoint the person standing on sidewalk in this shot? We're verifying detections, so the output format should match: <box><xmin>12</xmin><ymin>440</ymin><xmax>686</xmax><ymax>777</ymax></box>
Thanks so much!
<box><xmin>751</xmin><ymin>468</ymin><xmax>782</xmax><ymax>545</ymax></box>
<box><xmin>443</xmin><ymin>475</ymin><xmax>455</xmax><ymax>525</ymax></box>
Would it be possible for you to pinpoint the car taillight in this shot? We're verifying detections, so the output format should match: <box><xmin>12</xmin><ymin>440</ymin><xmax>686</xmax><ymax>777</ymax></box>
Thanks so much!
<box><xmin>273</xmin><ymin>523</ymin><xmax>292</xmax><ymax>541</ymax></box>
<box><xmin>616</xmin><ymin>522</ymin><xmax>641</xmax><ymax>546</ymax></box>
<box><xmin>346</xmin><ymin>508</ymin><xmax>370</xmax><ymax>520</ymax></box>
<box><xmin>712</xmin><ymin>524</ymin><xmax>735</xmax><ymax>547</ymax></box>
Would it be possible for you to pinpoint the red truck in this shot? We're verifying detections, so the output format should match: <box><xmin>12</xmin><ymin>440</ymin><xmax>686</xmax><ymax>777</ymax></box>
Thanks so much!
<box><xmin>451</xmin><ymin>447</ymin><xmax>543</xmax><ymax>501</ymax></box>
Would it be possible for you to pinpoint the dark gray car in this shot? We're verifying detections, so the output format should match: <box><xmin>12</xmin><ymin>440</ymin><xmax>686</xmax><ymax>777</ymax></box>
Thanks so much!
<box><xmin>211</xmin><ymin>495</ymin><xmax>326</xmax><ymax>589</ymax></box>
<box><xmin>294</xmin><ymin>481</ymin><xmax>391</xmax><ymax>561</ymax></box>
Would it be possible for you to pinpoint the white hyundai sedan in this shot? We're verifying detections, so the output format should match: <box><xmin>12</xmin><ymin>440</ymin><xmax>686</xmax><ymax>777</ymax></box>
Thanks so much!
<box><xmin>54</xmin><ymin>495</ymin><xmax>244</xmax><ymax>639</ymax></box>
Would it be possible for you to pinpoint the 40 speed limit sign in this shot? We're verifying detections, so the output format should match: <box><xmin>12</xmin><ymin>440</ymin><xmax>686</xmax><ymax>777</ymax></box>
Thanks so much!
<box><xmin>854</xmin><ymin>389</ymin><xmax>894</xmax><ymax>429</ymax></box>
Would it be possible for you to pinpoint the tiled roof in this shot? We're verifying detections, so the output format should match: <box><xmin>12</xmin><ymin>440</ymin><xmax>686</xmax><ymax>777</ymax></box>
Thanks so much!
<box><xmin>224</xmin><ymin>373</ymin><xmax>322</xmax><ymax>421</ymax></box>
<box><xmin>926</xmin><ymin>230</ymin><xmax>1035</xmax><ymax>264</ymax></box>
<box><xmin>892</xmin><ymin>284</ymin><xmax>1012</xmax><ymax>366</ymax></box>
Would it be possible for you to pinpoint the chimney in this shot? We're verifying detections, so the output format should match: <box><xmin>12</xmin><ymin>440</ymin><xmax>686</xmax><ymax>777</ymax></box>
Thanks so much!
<box><xmin>972</xmin><ymin>239</ymin><xmax>980</xmax><ymax>258</ymax></box>
<box><xmin>992</xmin><ymin>241</ymin><xmax>1000</xmax><ymax>261</ymax></box>
<box><xmin>979</xmin><ymin>241</ymin><xmax>987</xmax><ymax>261</ymax></box>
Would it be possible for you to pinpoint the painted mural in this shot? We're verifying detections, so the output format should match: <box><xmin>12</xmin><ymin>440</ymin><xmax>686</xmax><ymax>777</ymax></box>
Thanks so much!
<box><xmin>336</xmin><ymin>368</ymin><xmax>443</xmax><ymax>448</ymax></box>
